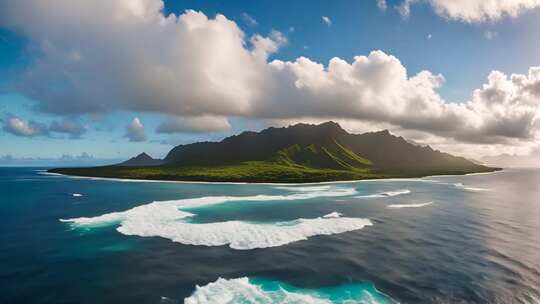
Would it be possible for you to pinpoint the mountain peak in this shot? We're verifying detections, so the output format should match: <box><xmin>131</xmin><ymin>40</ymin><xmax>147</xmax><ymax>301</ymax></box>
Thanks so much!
<box><xmin>318</xmin><ymin>121</ymin><xmax>343</xmax><ymax>129</ymax></box>
<box><xmin>117</xmin><ymin>152</ymin><xmax>162</xmax><ymax>167</ymax></box>
<box><xmin>374</xmin><ymin>129</ymin><xmax>391</xmax><ymax>136</ymax></box>
<box><xmin>134</xmin><ymin>152</ymin><xmax>152</xmax><ymax>160</ymax></box>
<box><xmin>290</xmin><ymin>121</ymin><xmax>345</xmax><ymax>131</ymax></box>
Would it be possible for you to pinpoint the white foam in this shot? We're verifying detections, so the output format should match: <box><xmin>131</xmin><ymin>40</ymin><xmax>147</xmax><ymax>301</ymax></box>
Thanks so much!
<box><xmin>356</xmin><ymin>189</ymin><xmax>411</xmax><ymax>198</ymax></box>
<box><xmin>387</xmin><ymin>202</ymin><xmax>433</xmax><ymax>209</ymax></box>
<box><xmin>62</xmin><ymin>188</ymin><xmax>356</xmax><ymax>224</ymax></box>
<box><xmin>184</xmin><ymin>277</ymin><xmax>392</xmax><ymax>304</ymax></box>
<box><xmin>275</xmin><ymin>185</ymin><xmax>333</xmax><ymax>192</ymax></box>
<box><xmin>72</xmin><ymin>193</ymin><xmax>83</xmax><ymax>197</ymax></box>
<box><xmin>453</xmin><ymin>183</ymin><xmax>489</xmax><ymax>192</ymax></box>
<box><xmin>322</xmin><ymin>212</ymin><xmax>343</xmax><ymax>218</ymax></box>
<box><xmin>66</xmin><ymin>211</ymin><xmax>371</xmax><ymax>250</ymax></box>
<box><xmin>185</xmin><ymin>277</ymin><xmax>331</xmax><ymax>304</ymax></box>
<box><xmin>37</xmin><ymin>171</ymin><xmax>62</xmax><ymax>176</ymax></box>
<box><xmin>60</xmin><ymin>189</ymin><xmax>370</xmax><ymax>250</ymax></box>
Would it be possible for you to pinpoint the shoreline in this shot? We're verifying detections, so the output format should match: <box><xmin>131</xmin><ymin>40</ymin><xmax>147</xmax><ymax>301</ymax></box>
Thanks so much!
<box><xmin>43</xmin><ymin>168</ymin><xmax>503</xmax><ymax>186</ymax></box>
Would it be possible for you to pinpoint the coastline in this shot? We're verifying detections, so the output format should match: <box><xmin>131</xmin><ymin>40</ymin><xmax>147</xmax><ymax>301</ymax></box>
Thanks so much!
<box><xmin>44</xmin><ymin>167</ymin><xmax>503</xmax><ymax>186</ymax></box>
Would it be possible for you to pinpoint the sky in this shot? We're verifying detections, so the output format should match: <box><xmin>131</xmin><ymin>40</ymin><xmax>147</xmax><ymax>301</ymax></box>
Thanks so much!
<box><xmin>0</xmin><ymin>0</ymin><xmax>539</xmax><ymax>165</ymax></box>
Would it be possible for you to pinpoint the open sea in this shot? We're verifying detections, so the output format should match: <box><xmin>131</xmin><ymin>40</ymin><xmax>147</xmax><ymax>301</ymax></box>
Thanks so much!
<box><xmin>1</xmin><ymin>167</ymin><xmax>539</xmax><ymax>303</ymax></box>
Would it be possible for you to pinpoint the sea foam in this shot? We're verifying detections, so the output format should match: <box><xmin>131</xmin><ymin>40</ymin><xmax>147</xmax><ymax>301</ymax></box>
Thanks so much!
<box><xmin>275</xmin><ymin>185</ymin><xmax>333</xmax><ymax>192</ymax></box>
<box><xmin>322</xmin><ymin>212</ymin><xmax>343</xmax><ymax>218</ymax></box>
<box><xmin>387</xmin><ymin>202</ymin><xmax>433</xmax><ymax>208</ymax></box>
<box><xmin>355</xmin><ymin>189</ymin><xmax>411</xmax><ymax>198</ymax></box>
<box><xmin>453</xmin><ymin>183</ymin><xmax>489</xmax><ymax>192</ymax></box>
<box><xmin>60</xmin><ymin>188</ymin><xmax>370</xmax><ymax>250</ymax></box>
<box><xmin>184</xmin><ymin>277</ymin><xmax>394</xmax><ymax>304</ymax></box>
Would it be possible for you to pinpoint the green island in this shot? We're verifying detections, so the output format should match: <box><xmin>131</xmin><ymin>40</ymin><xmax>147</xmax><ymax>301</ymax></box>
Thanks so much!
<box><xmin>49</xmin><ymin>122</ymin><xmax>499</xmax><ymax>183</ymax></box>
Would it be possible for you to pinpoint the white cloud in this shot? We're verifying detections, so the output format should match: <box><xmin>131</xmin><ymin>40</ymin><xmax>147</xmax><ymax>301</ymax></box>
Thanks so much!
<box><xmin>3</xmin><ymin>117</ymin><xmax>48</xmax><ymax>137</ymax></box>
<box><xmin>264</xmin><ymin>52</ymin><xmax>539</xmax><ymax>144</ymax></box>
<box><xmin>124</xmin><ymin>117</ymin><xmax>146</xmax><ymax>142</ymax></box>
<box><xmin>1</xmin><ymin>2</ymin><xmax>271</xmax><ymax>116</ymax></box>
<box><xmin>427</xmin><ymin>33</ymin><xmax>432</xmax><ymax>39</ymax></box>
<box><xmin>484</xmin><ymin>31</ymin><xmax>498</xmax><ymax>40</ymax></box>
<box><xmin>322</xmin><ymin>16</ymin><xmax>332</xmax><ymax>26</ymax></box>
<box><xmin>1</xmin><ymin>1</ymin><xmax>539</xmax><ymax>154</ymax></box>
<box><xmin>398</xmin><ymin>0</ymin><xmax>540</xmax><ymax>23</ymax></box>
<box><xmin>377</xmin><ymin>0</ymin><xmax>388</xmax><ymax>11</ymax></box>
<box><xmin>250</xmin><ymin>30</ymin><xmax>287</xmax><ymax>61</ymax></box>
<box><xmin>241</xmin><ymin>12</ymin><xmax>257</xmax><ymax>27</ymax></box>
<box><xmin>2</xmin><ymin>116</ymin><xmax>87</xmax><ymax>138</ymax></box>
<box><xmin>156</xmin><ymin>116</ymin><xmax>230</xmax><ymax>134</ymax></box>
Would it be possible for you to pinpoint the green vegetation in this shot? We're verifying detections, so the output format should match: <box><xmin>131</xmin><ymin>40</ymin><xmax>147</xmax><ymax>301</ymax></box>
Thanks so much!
<box><xmin>50</xmin><ymin>160</ymin><xmax>386</xmax><ymax>183</ymax></box>
<box><xmin>274</xmin><ymin>141</ymin><xmax>372</xmax><ymax>170</ymax></box>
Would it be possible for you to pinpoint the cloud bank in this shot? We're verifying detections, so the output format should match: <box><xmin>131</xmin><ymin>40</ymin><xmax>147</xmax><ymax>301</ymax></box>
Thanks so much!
<box><xmin>2</xmin><ymin>116</ymin><xmax>86</xmax><ymax>138</ymax></box>
<box><xmin>3</xmin><ymin>117</ymin><xmax>48</xmax><ymax>137</ymax></box>
<box><xmin>0</xmin><ymin>0</ymin><xmax>538</xmax><ymax>147</ymax></box>
<box><xmin>397</xmin><ymin>0</ymin><xmax>540</xmax><ymax>23</ymax></box>
<box><xmin>156</xmin><ymin>116</ymin><xmax>230</xmax><ymax>134</ymax></box>
<box><xmin>0</xmin><ymin>152</ymin><xmax>121</xmax><ymax>166</ymax></box>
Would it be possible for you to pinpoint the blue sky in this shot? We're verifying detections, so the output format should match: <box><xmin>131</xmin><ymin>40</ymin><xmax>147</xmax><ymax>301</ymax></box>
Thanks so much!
<box><xmin>1</xmin><ymin>0</ymin><xmax>540</xmax><ymax>164</ymax></box>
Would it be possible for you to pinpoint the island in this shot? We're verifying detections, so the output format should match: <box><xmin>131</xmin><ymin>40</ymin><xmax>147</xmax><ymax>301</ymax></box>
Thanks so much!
<box><xmin>49</xmin><ymin>122</ymin><xmax>500</xmax><ymax>183</ymax></box>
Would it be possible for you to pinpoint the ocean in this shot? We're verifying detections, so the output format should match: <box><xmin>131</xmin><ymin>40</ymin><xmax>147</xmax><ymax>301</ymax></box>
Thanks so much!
<box><xmin>1</xmin><ymin>167</ymin><xmax>539</xmax><ymax>303</ymax></box>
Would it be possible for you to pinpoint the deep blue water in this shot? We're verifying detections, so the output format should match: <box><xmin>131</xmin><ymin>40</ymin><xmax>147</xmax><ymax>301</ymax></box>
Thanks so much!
<box><xmin>1</xmin><ymin>167</ymin><xmax>540</xmax><ymax>303</ymax></box>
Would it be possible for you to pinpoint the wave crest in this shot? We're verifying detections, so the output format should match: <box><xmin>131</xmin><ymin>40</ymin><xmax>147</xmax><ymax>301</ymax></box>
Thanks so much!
<box><xmin>388</xmin><ymin>202</ymin><xmax>433</xmax><ymax>209</ymax></box>
<box><xmin>184</xmin><ymin>277</ymin><xmax>394</xmax><ymax>304</ymax></box>
<box><xmin>453</xmin><ymin>183</ymin><xmax>489</xmax><ymax>192</ymax></box>
<box><xmin>356</xmin><ymin>189</ymin><xmax>411</xmax><ymax>198</ymax></box>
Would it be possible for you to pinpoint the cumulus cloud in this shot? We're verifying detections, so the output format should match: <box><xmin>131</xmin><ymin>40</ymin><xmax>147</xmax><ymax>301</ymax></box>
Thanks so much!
<box><xmin>0</xmin><ymin>0</ymin><xmax>539</xmax><ymax>150</ymax></box>
<box><xmin>398</xmin><ymin>0</ymin><xmax>540</xmax><ymax>23</ymax></box>
<box><xmin>250</xmin><ymin>30</ymin><xmax>287</xmax><ymax>61</ymax></box>
<box><xmin>322</xmin><ymin>16</ymin><xmax>332</xmax><ymax>26</ymax></box>
<box><xmin>3</xmin><ymin>117</ymin><xmax>48</xmax><ymax>137</ymax></box>
<box><xmin>156</xmin><ymin>116</ymin><xmax>231</xmax><ymax>134</ymax></box>
<box><xmin>264</xmin><ymin>52</ymin><xmax>539</xmax><ymax>144</ymax></box>
<box><xmin>124</xmin><ymin>117</ymin><xmax>146</xmax><ymax>142</ymax></box>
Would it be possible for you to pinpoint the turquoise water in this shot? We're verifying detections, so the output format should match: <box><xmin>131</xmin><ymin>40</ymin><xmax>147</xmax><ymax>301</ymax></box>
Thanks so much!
<box><xmin>1</xmin><ymin>168</ymin><xmax>540</xmax><ymax>303</ymax></box>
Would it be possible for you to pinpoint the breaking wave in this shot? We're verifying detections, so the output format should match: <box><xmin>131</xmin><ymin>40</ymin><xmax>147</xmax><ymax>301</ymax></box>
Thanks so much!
<box><xmin>322</xmin><ymin>212</ymin><xmax>343</xmax><ymax>218</ymax></box>
<box><xmin>72</xmin><ymin>193</ymin><xmax>83</xmax><ymax>197</ymax></box>
<box><xmin>274</xmin><ymin>185</ymin><xmax>334</xmax><ymax>192</ymax></box>
<box><xmin>387</xmin><ymin>202</ymin><xmax>433</xmax><ymax>209</ymax></box>
<box><xmin>60</xmin><ymin>189</ymin><xmax>370</xmax><ymax>250</ymax></box>
<box><xmin>356</xmin><ymin>189</ymin><xmax>411</xmax><ymax>198</ymax></box>
<box><xmin>453</xmin><ymin>183</ymin><xmax>489</xmax><ymax>192</ymax></box>
<box><xmin>184</xmin><ymin>277</ymin><xmax>394</xmax><ymax>304</ymax></box>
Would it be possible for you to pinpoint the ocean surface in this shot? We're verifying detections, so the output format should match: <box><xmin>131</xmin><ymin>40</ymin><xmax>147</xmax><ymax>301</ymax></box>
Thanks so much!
<box><xmin>1</xmin><ymin>167</ymin><xmax>539</xmax><ymax>303</ymax></box>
